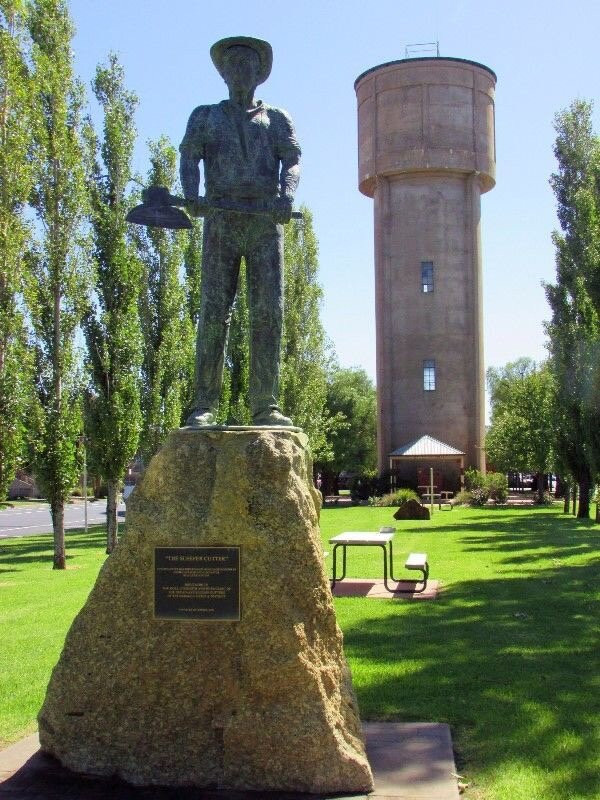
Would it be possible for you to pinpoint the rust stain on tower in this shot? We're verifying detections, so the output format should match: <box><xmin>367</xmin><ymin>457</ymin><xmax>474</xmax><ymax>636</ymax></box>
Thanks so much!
<box><xmin>355</xmin><ymin>56</ymin><xmax>497</xmax><ymax>480</ymax></box>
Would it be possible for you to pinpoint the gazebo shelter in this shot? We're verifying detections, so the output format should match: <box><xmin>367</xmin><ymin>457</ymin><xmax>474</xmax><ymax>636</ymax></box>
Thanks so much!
<box><xmin>389</xmin><ymin>434</ymin><xmax>466</xmax><ymax>493</ymax></box>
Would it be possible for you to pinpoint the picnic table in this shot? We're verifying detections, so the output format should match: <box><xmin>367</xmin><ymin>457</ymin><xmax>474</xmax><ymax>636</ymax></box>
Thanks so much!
<box><xmin>328</xmin><ymin>531</ymin><xmax>428</xmax><ymax>593</ymax></box>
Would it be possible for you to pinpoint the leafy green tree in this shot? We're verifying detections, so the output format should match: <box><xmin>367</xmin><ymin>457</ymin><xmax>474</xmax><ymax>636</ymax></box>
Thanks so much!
<box><xmin>485</xmin><ymin>359</ymin><xmax>555</xmax><ymax>503</ymax></box>
<box><xmin>0</xmin><ymin>2</ymin><xmax>32</xmax><ymax>500</ymax></box>
<box><xmin>84</xmin><ymin>54</ymin><xmax>142</xmax><ymax>552</ymax></box>
<box><xmin>545</xmin><ymin>100</ymin><xmax>600</xmax><ymax>519</ymax></box>
<box><xmin>317</xmin><ymin>365</ymin><xmax>377</xmax><ymax>494</ymax></box>
<box><xmin>26</xmin><ymin>0</ymin><xmax>90</xmax><ymax>568</ymax></box>
<box><xmin>133</xmin><ymin>136</ymin><xmax>195</xmax><ymax>462</ymax></box>
<box><xmin>280</xmin><ymin>207</ymin><xmax>329</xmax><ymax>456</ymax></box>
<box><xmin>545</xmin><ymin>288</ymin><xmax>597</xmax><ymax>518</ymax></box>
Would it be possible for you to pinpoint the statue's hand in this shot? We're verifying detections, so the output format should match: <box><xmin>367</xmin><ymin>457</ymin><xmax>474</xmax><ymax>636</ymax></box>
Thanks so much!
<box><xmin>185</xmin><ymin>196</ymin><xmax>210</xmax><ymax>217</ymax></box>
<box><xmin>272</xmin><ymin>196</ymin><xmax>293</xmax><ymax>224</ymax></box>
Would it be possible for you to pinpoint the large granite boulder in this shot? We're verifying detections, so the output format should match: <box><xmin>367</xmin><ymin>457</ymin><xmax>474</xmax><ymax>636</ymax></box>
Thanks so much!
<box><xmin>38</xmin><ymin>428</ymin><xmax>373</xmax><ymax>793</ymax></box>
<box><xmin>393</xmin><ymin>498</ymin><xmax>431</xmax><ymax>520</ymax></box>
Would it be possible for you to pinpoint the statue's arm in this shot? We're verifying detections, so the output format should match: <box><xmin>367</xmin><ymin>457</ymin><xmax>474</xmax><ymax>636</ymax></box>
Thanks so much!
<box><xmin>179</xmin><ymin>106</ymin><xmax>206</xmax><ymax>202</ymax></box>
<box><xmin>280</xmin><ymin>153</ymin><xmax>301</xmax><ymax>201</ymax></box>
<box><xmin>180</xmin><ymin>156</ymin><xmax>200</xmax><ymax>201</ymax></box>
<box><xmin>274</xmin><ymin>110</ymin><xmax>301</xmax><ymax>222</ymax></box>
<box><xmin>277</xmin><ymin>110</ymin><xmax>301</xmax><ymax>201</ymax></box>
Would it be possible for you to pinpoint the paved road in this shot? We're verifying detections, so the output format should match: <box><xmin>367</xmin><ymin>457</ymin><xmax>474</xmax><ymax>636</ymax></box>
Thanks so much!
<box><xmin>0</xmin><ymin>502</ymin><xmax>126</xmax><ymax>539</ymax></box>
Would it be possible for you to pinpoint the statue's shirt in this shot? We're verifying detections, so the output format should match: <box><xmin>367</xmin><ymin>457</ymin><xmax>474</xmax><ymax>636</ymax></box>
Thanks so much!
<box><xmin>179</xmin><ymin>100</ymin><xmax>301</xmax><ymax>201</ymax></box>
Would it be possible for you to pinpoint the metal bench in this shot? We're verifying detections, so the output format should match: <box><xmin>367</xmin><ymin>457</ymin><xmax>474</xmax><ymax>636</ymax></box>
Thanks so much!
<box><xmin>404</xmin><ymin>552</ymin><xmax>429</xmax><ymax>593</ymax></box>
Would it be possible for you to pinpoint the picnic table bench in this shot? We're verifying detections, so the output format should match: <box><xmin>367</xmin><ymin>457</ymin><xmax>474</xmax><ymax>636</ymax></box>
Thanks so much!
<box><xmin>328</xmin><ymin>531</ymin><xmax>429</xmax><ymax>593</ymax></box>
<box><xmin>420</xmin><ymin>491</ymin><xmax>453</xmax><ymax>510</ymax></box>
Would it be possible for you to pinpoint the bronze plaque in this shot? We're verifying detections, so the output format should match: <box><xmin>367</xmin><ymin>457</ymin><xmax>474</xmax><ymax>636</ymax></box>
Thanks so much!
<box><xmin>154</xmin><ymin>546</ymin><xmax>240</xmax><ymax>621</ymax></box>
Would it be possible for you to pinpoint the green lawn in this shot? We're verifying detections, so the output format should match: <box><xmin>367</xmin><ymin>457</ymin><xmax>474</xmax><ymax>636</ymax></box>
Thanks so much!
<box><xmin>0</xmin><ymin>529</ymin><xmax>108</xmax><ymax>746</ymax></box>
<box><xmin>0</xmin><ymin>499</ymin><xmax>50</xmax><ymax>510</ymax></box>
<box><xmin>0</xmin><ymin>505</ymin><xmax>599</xmax><ymax>800</ymax></box>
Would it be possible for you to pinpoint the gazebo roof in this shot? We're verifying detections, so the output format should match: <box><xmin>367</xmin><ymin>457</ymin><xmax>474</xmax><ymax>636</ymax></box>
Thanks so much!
<box><xmin>389</xmin><ymin>434</ymin><xmax>465</xmax><ymax>458</ymax></box>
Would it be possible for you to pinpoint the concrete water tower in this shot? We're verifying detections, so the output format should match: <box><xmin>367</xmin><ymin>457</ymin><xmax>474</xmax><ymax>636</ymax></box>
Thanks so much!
<box><xmin>355</xmin><ymin>57</ymin><xmax>496</xmax><ymax>479</ymax></box>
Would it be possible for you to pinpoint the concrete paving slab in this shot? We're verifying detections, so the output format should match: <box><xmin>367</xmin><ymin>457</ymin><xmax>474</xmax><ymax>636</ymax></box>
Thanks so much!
<box><xmin>365</xmin><ymin>723</ymin><xmax>459</xmax><ymax>799</ymax></box>
<box><xmin>0</xmin><ymin>736</ymin><xmax>39</xmax><ymax>780</ymax></box>
<box><xmin>0</xmin><ymin>722</ymin><xmax>458</xmax><ymax>799</ymax></box>
<box><xmin>331</xmin><ymin>579</ymin><xmax>439</xmax><ymax>600</ymax></box>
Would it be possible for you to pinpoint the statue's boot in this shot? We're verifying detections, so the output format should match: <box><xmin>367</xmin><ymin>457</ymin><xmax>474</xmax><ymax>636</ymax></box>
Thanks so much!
<box><xmin>186</xmin><ymin>409</ymin><xmax>216</xmax><ymax>427</ymax></box>
<box><xmin>252</xmin><ymin>407</ymin><xmax>294</xmax><ymax>426</ymax></box>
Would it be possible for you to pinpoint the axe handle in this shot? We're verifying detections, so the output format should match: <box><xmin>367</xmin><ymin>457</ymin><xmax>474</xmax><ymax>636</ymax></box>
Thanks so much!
<box><xmin>171</xmin><ymin>194</ymin><xmax>303</xmax><ymax>220</ymax></box>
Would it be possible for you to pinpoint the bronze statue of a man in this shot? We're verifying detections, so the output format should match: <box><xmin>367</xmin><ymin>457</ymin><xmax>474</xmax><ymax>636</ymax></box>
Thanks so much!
<box><xmin>180</xmin><ymin>36</ymin><xmax>301</xmax><ymax>427</ymax></box>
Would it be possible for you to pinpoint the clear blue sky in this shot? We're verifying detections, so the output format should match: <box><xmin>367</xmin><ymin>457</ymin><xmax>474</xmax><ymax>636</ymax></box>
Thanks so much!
<box><xmin>70</xmin><ymin>0</ymin><xmax>600</xmax><ymax>399</ymax></box>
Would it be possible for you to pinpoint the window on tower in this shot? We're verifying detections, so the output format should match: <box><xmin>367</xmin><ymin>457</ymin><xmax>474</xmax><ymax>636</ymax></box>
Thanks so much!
<box><xmin>421</xmin><ymin>261</ymin><xmax>434</xmax><ymax>293</ymax></box>
<box><xmin>423</xmin><ymin>359</ymin><xmax>436</xmax><ymax>391</ymax></box>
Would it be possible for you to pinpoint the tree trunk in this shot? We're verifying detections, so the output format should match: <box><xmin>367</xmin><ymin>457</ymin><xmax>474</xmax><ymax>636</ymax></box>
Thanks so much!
<box><xmin>320</xmin><ymin>470</ymin><xmax>340</xmax><ymax>497</ymax></box>
<box><xmin>106</xmin><ymin>479</ymin><xmax>119</xmax><ymax>554</ymax></box>
<box><xmin>50</xmin><ymin>499</ymin><xmax>66</xmax><ymax>569</ymax></box>
<box><xmin>563</xmin><ymin>484</ymin><xmax>571</xmax><ymax>514</ymax></box>
<box><xmin>535</xmin><ymin>471</ymin><xmax>544</xmax><ymax>504</ymax></box>
<box><xmin>596</xmin><ymin>499</ymin><xmax>600</xmax><ymax>523</ymax></box>
<box><xmin>554</xmin><ymin>474</ymin><xmax>564</xmax><ymax>499</ymax></box>
<box><xmin>52</xmin><ymin>269</ymin><xmax>65</xmax><ymax>568</ymax></box>
<box><xmin>577</xmin><ymin>477</ymin><xmax>590</xmax><ymax>519</ymax></box>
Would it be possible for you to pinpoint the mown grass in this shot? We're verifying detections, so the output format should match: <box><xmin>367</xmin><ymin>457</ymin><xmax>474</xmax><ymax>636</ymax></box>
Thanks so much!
<box><xmin>0</xmin><ymin>529</ymin><xmax>107</xmax><ymax>746</ymax></box>
<box><xmin>321</xmin><ymin>504</ymin><xmax>600</xmax><ymax>800</ymax></box>
<box><xmin>0</xmin><ymin>505</ymin><xmax>598</xmax><ymax>800</ymax></box>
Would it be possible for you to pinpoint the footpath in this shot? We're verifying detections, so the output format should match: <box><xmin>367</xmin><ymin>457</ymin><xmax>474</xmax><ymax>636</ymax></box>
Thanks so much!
<box><xmin>0</xmin><ymin>724</ymin><xmax>461</xmax><ymax>799</ymax></box>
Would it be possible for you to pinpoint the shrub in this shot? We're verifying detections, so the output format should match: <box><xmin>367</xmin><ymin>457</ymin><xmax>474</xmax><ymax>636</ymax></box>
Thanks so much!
<box><xmin>462</xmin><ymin>470</ymin><xmax>509</xmax><ymax>505</ymax></box>
<box><xmin>350</xmin><ymin>472</ymin><xmax>378</xmax><ymax>502</ymax></box>
<box><xmin>465</xmin><ymin>468</ymin><xmax>486</xmax><ymax>490</ymax></box>
<box><xmin>71</xmin><ymin>487</ymin><xmax>94</xmax><ymax>498</ymax></box>
<box><xmin>454</xmin><ymin>487</ymin><xmax>489</xmax><ymax>507</ymax></box>
<box><xmin>463</xmin><ymin>469</ymin><xmax>490</xmax><ymax>505</ymax></box>
<box><xmin>486</xmin><ymin>472</ymin><xmax>508</xmax><ymax>503</ymax></box>
<box><xmin>453</xmin><ymin>490</ymin><xmax>473</xmax><ymax>506</ymax></box>
<box><xmin>469</xmin><ymin>487</ymin><xmax>489</xmax><ymax>506</ymax></box>
<box><xmin>373</xmin><ymin>488</ymin><xmax>420</xmax><ymax>507</ymax></box>
<box><xmin>534</xmin><ymin>491</ymin><xmax>555</xmax><ymax>506</ymax></box>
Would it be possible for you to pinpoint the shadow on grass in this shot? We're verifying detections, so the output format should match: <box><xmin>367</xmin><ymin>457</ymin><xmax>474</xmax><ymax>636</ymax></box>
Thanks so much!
<box><xmin>0</xmin><ymin>529</ymin><xmax>107</xmax><ymax>572</ymax></box>
<box><xmin>341</xmin><ymin>555</ymin><xmax>600</xmax><ymax>798</ymax></box>
<box><xmin>428</xmin><ymin>512</ymin><xmax>599</xmax><ymax>565</ymax></box>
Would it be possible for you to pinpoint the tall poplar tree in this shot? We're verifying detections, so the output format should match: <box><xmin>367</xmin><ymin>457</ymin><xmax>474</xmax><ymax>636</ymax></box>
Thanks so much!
<box><xmin>133</xmin><ymin>136</ymin><xmax>195</xmax><ymax>462</ymax></box>
<box><xmin>26</xmin><ymin>0</ymin><xmax>89</xmax><ymax>567</ymax></box>
<box><xmin>0</xmin><ymin>2</ymin><xmax>32</xmax><ymax>500</ymax></box>
<box><xmin>84</xmin><ymin>54</ymin><xmax>142</xmax><ymax>552</ymax></box>
<box><xmin>280</xmin><ymin>207</ymin><xmax>329</xmax><ymax>456</ymax></box>
<box><xmin>545</xmin><ymin>100</ymin><xmax>600</xmax><ymax>519</ymax></box>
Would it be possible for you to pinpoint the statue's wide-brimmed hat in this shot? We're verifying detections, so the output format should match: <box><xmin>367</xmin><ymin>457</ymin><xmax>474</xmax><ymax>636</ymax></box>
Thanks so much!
<box><xmin>210</xmin><ymin>36</ymin><xmax>273</xmax><ymax>85</ymax></box>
